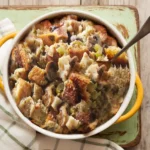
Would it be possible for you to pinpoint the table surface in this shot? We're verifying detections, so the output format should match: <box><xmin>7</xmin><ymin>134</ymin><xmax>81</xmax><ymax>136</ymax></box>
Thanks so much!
<box><xmin>0</xmin><ymin>0</ymin><xmax>149</xmax><ymax>150</ymax></box>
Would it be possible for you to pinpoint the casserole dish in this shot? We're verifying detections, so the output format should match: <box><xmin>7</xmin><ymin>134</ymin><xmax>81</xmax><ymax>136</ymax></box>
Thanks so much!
<box><xmin>0</xmin><ymin>10</ymin><xmax>143</xmax><ymax>139</ymax></box>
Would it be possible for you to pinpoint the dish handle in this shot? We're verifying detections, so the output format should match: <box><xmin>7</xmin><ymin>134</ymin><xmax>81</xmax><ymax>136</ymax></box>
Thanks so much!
<box><xmin>0</xmin><ymin>32</ymin><xmax>17</xmax><ymax>93</ymax></box>
<box><xmin>0</xmin><ymin>32</ymin><xmax>144</xmax><ymax>124</ymax></box>
<box><xmin>115</xmin><ymin>73</ymin><xmax>143</xmax><ymax>124</ymax></box>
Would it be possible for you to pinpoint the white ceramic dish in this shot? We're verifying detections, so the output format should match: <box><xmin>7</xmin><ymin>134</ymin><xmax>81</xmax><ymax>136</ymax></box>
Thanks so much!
<box><xmin>2</xmin><ymin>10</ymin><xmax>135</xmax><ymax>139</ymax></box>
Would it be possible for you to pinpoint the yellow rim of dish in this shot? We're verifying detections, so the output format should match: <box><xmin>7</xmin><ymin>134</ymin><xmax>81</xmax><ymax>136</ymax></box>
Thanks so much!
<box><xmin>0</xmin><ymin>32</ymin><xmax>144</xmax><ymax>124</ymax></box>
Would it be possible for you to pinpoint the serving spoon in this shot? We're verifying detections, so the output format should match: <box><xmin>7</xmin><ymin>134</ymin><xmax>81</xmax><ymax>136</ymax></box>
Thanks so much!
<box><xmin>99</xmin><ymin>16</ymin><xmax>150</xmax><ymax>67</ymax></box>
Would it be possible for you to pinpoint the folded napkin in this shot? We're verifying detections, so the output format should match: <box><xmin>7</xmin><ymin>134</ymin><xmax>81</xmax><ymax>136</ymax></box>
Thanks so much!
<box><xmin>0</xmin><ymin>18</ymin><xmax>123</xmax><ymax>150</ymax></box>
<box><xmin>0</xmin><ymin>18</ymin><xmax>16</xmax><ymax>38</ymax></box>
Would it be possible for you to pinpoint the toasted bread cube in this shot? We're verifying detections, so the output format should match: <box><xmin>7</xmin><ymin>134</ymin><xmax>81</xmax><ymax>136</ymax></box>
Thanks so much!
<box><xmin>57</xmin><ymin>103</ymin><xmax>68</xmax><ymax>127</ymax></box>
<box><xmin>31</xmin><ymin>100</ymin><xmax>47</xmax><ymax>126</ymax></box>
<box><xmin>105</xmin><ymin>46</ymin><xmax>128</xmax><ymax>65</ymax></box>
<box><xmin>19</xmin><ymin>96</ymin><xmax>35</xmax><ymax>118</ymax></box>
<box><xmin>11</xmin><ymin>47</ymin><xmax>19</xmax><ymax>62</ymax></box>
<box><xmin>66</xmin><ymin>116</ymin><xmax>80</xmax><ymax>131</ymax></box>
<box><xmin>69</xmin><ymin>73</ymin><xmax>90</xmax><ymax>101</ymax></box>
<box><xmin>10</xmin><ymin>47</ymin><xmax>22</xmax><ymax>74</ymax></box>
<box><xmin>12</xmin><ymin>78</ymin><xmax>32</xmax><ymax>105</ymax></box>
<box><xmin>69</xmin><ymin>73</ymin><xmax>90</xmax><ymax>88</ymax></box>
<box><xmin>32</xmin><ymin>83</ymin><xmax>43</xmax><ymax>101</ymax></box>
<box><xmin>51</xmin><ymin>96</ymin><xmax>62</xmax><ymax>111</ymax></box>
<box><xmin>38</xmin><ymin>33</ymin><xmax>57</xmax><ymax>46</ymax></box>
<box><xmin>68</xmin><ymin>41</ymin><xmax>88</xmax><ymax>61</ymax></box>
<box><xmin>60</xmin><ymin>15</ymin><xmax>78</xmax><ymax>23</ymax></box>
<box><xmin>53</xmin><ymin>25</ymin><xmax>68</xmax><ymax>41</ymax></box>
<box><xmin>35</xmin><ymin>20</ymin><xmax>51</xmax><ymax>31</ymax></box>
<box><xmin>79</xmin><ymin>52</ymin><xmax>93</xmax><ymax>70</ymax></box>
<box><xmin>10</xmin><ymin>45</ymin><xmax>31</xmax><ymax>72</ymax></box>
<box><xmin>28</xmin><ymin>66</ymin><xmax>47</xmax><ymax>86</ymax></box>
<box><xmin>10</xmin><ymin>68</ymin><xmax>27</xmax><ymax>81</ymax></box>
<box><xmin>19</xmin><ymin>48</ymin><xmax>31</xmax><ymax>71</ymax></box>
<box><xmin>85</xmin><ymin>64</ymin><xmax>99</xmax><ymax>81</ymax></box>
<box><xmin>62</xmin><ymin>80</ymin><xmax>79</xmax><ymax>105</ymax></box>
<box><xmin>68</xmin><ymin>48</ymin><xmax>87</xmax><ymax>60</ymax></box>
<box><xmin>104</xmin><ymin>36</ymin><xmax>117</xmax><ymax>47</ymax></box>
<box><xmin>42</xmin><ymin>120</ymin><xmax>57</xmax><ymax>129</ymax></box>
<box><xmin>58</xmin><ymin>55</ymin><xmax>71</xmax><ymax>81</ymax></box>
<box><xmin>94</xmin><ymin>25</ymin><xmax>108</xmax><ymax>42</ymax></box>
<box><xmin>76</xmin><ymin>112</ymin><xmax>92</xmax><ymax>124</ymax></box>
<box><xmin>88</xmin><ymin>119</ymin><xmax>98</xmax><ymax>130</ymax></box>
<box><xmin>42</xmin><ymin>83</ymin><xmax>54</xmax><ymax>107</ymax></box>
<box><xmin>42</xmin><ymin>117</ymin><xmax>63</xmax><ymax>133</ymax></box>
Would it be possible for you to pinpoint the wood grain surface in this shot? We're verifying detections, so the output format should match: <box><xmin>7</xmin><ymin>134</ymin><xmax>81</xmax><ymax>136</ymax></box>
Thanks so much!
<box><xmin>0</xmin><ymin>0</ymin><xmax>8</xmax><ymax>5</ymax></box>
<box><xmin>0</xmin><ymin>0</ymin><xmax>150</xmax><ymax>150</ymax></box>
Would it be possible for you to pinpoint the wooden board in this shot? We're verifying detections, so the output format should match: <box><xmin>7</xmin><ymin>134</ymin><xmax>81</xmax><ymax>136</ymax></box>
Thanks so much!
<box><xmin>0</xmin><ymin>5</ymin><xmax>140</xmax><ymax>148</ymax></box>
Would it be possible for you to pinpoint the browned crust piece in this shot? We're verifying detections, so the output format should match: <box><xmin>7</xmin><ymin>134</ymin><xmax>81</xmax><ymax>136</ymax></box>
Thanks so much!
<box><xmin>28</xmin><ymin>66</ymin><xmax>47</xmax><ymax>86</ymax></box>
<box><xmin>69</xmin><ymin>73</ymin><xmax>90</xmax><ymax>101</ymax></box>
<box><xmin>10</xmin><ymin>47</ymin><xmax>22</xmax><ymax>74</ymax></box>
<box><xmin>11</xmin><ymin>46</ymin><xmax>32</xmax><ymax>71</ymax></box>
<box><xmin>60</xmin><ymin>15</ymin><xmax>78</xmax><ymax>22</ymax></box>
<box><xmin>94</xmin><ymin>25</ymin><xmax>108</xmax><ymax>42</ymax></box>
<box><xmin>19</xmin><ymin>49</ymin><xmax>31</xmax><ymax>71</ymax></box>
<box><xmin>12</xmin><ymin>78</ymin><xmax>32</xmax><ymax>105</ymax></box>
<box><xmin>35</xmin><ymin>20</ymin><xmax>51</xmax><ymax>30</ymax></box>
<box><xmin>62</xmin><ymin>80</ymin><xmax>79</xmax><ymax>105</ymax></box>
<box><xmin>68</xmin><ymin>48</ymin><xmax>88</xmax><ymax>61</ymax></box>
<box><xmin>104</xmin><ymin>35</ymin><xmax>118</xmax><ymax>47</ymax></box>
<box><xmin>75</xmin><ymin>112</ymin><xmax>93</xmax><ymax>124</ymax></box>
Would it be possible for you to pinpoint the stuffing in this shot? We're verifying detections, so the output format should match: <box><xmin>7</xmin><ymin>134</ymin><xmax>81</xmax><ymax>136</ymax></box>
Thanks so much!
<box><xmin>19</xmin><ymin>45</ymin><xmax>32</xmax><ymax>71</ymax></box>
<box><xmin>105</xmin><ymin>46</ymin><xmax>128</xmax><ymax>66</ymax></box>
<box><xmin>32</xmin><ymin>83</ymin><xmax>43</xmax><ymax>101</ymax></box>
<box><xmin>42</xmin><ymin>84</ymin><xmax>54</xmax><ymax>107</ymax></box>
<box><xmin>45</xmin><ymin>45</ymin><xmax>60</xmax><ymax>63</ymax></box>
<box><xmin>94</xmin><ymin>25</ymin><xmax>108</xmax><ymax>42</ymax></box>
<box><xmin>77</xmin><ymin>25</ymin><xmax>95</xmax><ymax>42</ymax></box>
<box><xmin>58</xmin><ymin>55</ymin><xmax>71</xmax><ymax>81</ymax></box>
<box><xmin>57</xmin><ymin>103</ymin><xmax>68</xmax><ymax>127</ymax></box>
<box><xmin>10</xmin><ymin>45</ymin><xmax>32</xmax><ymax>72</ymax></box>
<box><xmin>19</xmin><ymin>96</ymin><xmax>35</xmax><ymax>118</ymax></box>
<box><xmin>38</xmin><ymin>33</ymin><xmax>57</xmax><ymax>46</ymax></box>
<box><xmin>31</xmin><ymin>100</ymin><xmax>48</xmax><ymax>126</ymax></box>
<box><xmin>85</xmin><ymin>63</ymin><xmax>99</xmax><ymax>81</ymax></box>
<box><xmin>62</xmin><ymin>80</ymin><xmax>79</xmax><ymax>105</ymax></box>
<box><xmin>25</xmin><ymin>37</ymin><xmax>43</xmax><ymax>54</ymax></box>
<box><xmin>69</xmin><ymin>73</ymin><xmax>90</xmax><ymax>101</ymax></box>
<box><xmin>79</xmin><ymin>52</ymin><xmax>93</xmax><ymax>70</ymax></box>
<box><xmin>10</xmin><ymin>68</ymin><xmax>27</xmax><ymax>81</ymax></box>
<box><xmin>45</xmin><ymin>61</ymin><xmax>58</xmax><ymax>82</ymax></box>
<box><xmin>12</xmin><ymin>78</ymin><xmax>32</xmax><ymax>105</ymax></box>
<box><xmin>66</xmin><ymin>116</ymin><xmax>80</xmax><ymax>131</ymax></box>
<box><xmin>68</xmin><ymin>41</ymin><xmax>88</xmax><ymax>60</ymax></box>
<box><xmin>51</xmin><ymin>96</ymin><xmax>62</xmax><ymax>111</ymax></box>
<box><xmin>53</xmin><ymin>25</ymin><xmax>68</xmax><ymax>41</ymax></box>
<box><xmin>28</xmin><ymin>66</ymin><xmax>47</xmax><ymax>86</ymax></box>
<box><xmin>75</xmin><ymin>112</ymin><xmax>93</xmax><ymax>124</ymax></box>
<box><xmin>35</xmin><ymin>20</ymin><xmax>51</xmax><ymax>33</ymax></box>
<box><xmin>64</xmin><ymin>19</ymin><xmax>81</xmax><ymax>34</ymax></box>
<box><xmin>86</xmin><ymin>34</ymin><xmax>101</xmax><ymax>51</ymax></box>
<box><xmin>10</xmin><ymin>47</ymin><xmax>22</xmax><ymax>73</ymax></box>
<box><xmin>104</xmin><ymin>36</ymin><xmax>118</xmax><ymax>47</ymax></box>
<box><xmin>60</xmin><ymin>15</ymin><xmax>78</xmax><ymax>23</ymax></box>
<box><xmin>69</xmin><ymin>72</ymin><xmax>90</xmax><ymax>89</ymax></box>
<box><xmin>9</xmin><ymin>15</ymin><xmax>130</xmax><ymax>134</ymax></box>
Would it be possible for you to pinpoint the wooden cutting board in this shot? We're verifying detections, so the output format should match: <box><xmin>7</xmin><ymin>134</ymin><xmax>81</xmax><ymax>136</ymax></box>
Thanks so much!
<box><xmin>0</xmin><ymin>5</ymin><xmax>140</xmax><ymax>148</ymax></box>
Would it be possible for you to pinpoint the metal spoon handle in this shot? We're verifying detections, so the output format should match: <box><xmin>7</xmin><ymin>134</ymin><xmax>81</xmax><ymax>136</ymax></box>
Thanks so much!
<box><xmin>111</xmin><ymin>16</ymin><xmax>150</xmax><ymax>62</ymax></box>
